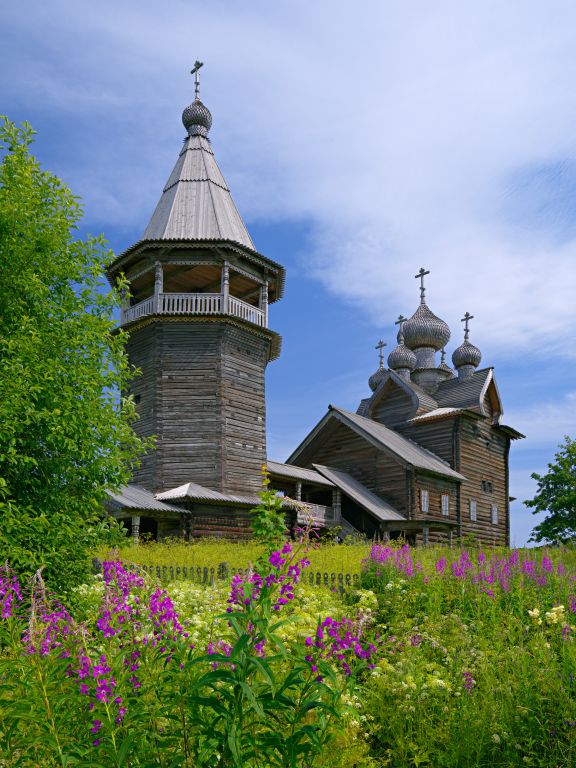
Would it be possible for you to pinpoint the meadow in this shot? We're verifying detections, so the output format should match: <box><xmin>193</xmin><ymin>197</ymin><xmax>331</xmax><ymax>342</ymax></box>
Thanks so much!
<box><xmin>2</xmin><ymin>538</ymin><xmax>576</xmax><ymax>767</ymax></box>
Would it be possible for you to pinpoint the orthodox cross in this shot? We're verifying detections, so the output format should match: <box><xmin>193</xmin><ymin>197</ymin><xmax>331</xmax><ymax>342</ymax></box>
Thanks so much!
<box><xmin>415</xmin><ymin>267</ymin><xmax>430</xmax><ymax>303</ymax></box>
<box><xmin>461</xmin><ymin>311</ymin><xmax>474</xmax><ymax>341</ymax></box>
<box><xmin>375</xmin><ymin>340</ymin><xmax>387</xmax><ymax>369</ymax></box>
<box><xmin>395</xmin><ymin>314</ymin><xmax>407</xmax><ymax>342</ymax></box>
<box><xmin>191</xmin><ymin>60</ymin><xmax>204</xmax><ymax>99</ymax></box>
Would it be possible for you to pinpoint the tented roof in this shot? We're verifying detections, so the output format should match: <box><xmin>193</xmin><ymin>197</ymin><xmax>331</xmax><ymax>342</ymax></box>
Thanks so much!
<box><xmin>142</xmin><ymin>134</ymin><xmax>255</xmax><ymax>249</ymax></box>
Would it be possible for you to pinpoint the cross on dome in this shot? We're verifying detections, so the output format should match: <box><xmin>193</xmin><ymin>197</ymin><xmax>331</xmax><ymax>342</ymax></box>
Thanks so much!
<box><xmin>415</xmin><ymin>268</ymin><xmax>430</xmax><ymax>304</ymax></box>
<box><xmin>375</xmin><ymin>340</ymin><xmax>386</xmax><ymax>369</ymax></box>
<box><xmin>461</xmin><ymin>311</ymin><xmax>474</xmax><ymax>341</ymax></box>
<box><xmin>191</xmin><ymin>60</ymin><xmax>204</xmax><ymax>99</ymax></box>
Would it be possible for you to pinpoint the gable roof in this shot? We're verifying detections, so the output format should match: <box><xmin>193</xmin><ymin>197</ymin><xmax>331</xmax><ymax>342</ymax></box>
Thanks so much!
<box><xmin>288</xmin><ymin>406</ymin><xmax>465</xmax><ymax>482</ymax></box>
<box><xmin>360</xmin><ymin>369</ymin><xmax>438</xmax><ymax>419</ymax></box>
<box><xmin>312</xmin><ymin>465</ymin><xmax>406</xmax><ymax>522</ymax></box>
<box><xmin>435</xmin><ymin>368</ymin><xmax>501</xmax><ymax>415</ymax></box>
<box><xmin>142</xmin><ymin>134</ymin><xmax>255</xmax><ymax>249</ymax></box>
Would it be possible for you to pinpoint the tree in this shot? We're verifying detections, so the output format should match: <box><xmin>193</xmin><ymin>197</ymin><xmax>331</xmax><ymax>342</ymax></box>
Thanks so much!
<box><xmin>527</xmin><ymin>436</ymin><xmax>576</xmax><ymax>544</ymax></box>
<box><xmin>0</xmin><ymin>118</ymin><xmax>149</xmax><ymax>593</ymax></box>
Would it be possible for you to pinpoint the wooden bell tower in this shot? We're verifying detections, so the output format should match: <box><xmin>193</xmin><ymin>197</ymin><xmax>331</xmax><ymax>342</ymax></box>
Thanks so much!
<box><xmin>107</xmin><ymin>67</ymin><xmax>284</xmax><ymax>496</ymax></box>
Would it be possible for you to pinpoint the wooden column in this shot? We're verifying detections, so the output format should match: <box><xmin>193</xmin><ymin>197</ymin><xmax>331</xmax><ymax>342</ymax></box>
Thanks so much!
<box><xmin>154</xmin><ymin>261</ymin><xmax>163</xmax><ymax>312</ymax></box>
<box><xmin>332</xmin><ymin>488</ymin><xmax>342</xmax><ymax>522</ymax></box>
<box><xmin>295</xmin><ymin>482</ymin><xmax>302</xmax><ymax>501</ymax></box>
<box><xmin>221</xmin><ymin>261</ymin><xmax>230</xmax><ymax>315</ymax></box>
<box><xmin>131</xmin><ymin>515</ymin><xmax>141</xmax><ymax>544</ymax></box>
<box><xmin>422</xmin><ymin>526</ymin><xmax>430</xmax><ymax>546</ymax></box>
<box><xmin>259</xmin><ymin>281</ymin><xmax>269</xmax><ymax>327</ymax></box>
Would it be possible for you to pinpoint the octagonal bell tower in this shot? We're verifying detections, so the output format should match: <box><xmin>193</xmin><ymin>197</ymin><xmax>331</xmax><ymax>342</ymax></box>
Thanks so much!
<box><xmin>107</xmin><ymin>67</ymin><xmax>284</xmax><ymax>496</ymax></box>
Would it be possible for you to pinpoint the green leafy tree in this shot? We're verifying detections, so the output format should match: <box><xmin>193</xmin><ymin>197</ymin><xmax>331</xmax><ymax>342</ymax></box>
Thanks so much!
<box><xmin>0</xmin><ymin>118</ymin><xmax>149</xmax><ymax>593</ymax></box>
<box><xmin>527</xmin><ymin>436</ymin><xmax>576</xmax><ymax>544</ymax></box>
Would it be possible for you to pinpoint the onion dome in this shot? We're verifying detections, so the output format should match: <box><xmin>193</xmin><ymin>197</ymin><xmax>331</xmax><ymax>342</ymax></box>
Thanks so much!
<box><xmin>182</xmin><ymin>98</ymin><xmax>213</xmax><ymax>137</ymax></box>
<box><xmin>388</xmin><ymin>342</ymin><xmax>417</xmax><ymax>372</ymax></box>
<box><xmin>452</xmin><ymin>340</ymin><xmax>482</xmax><ymax>369</ymax></box>
<box><xmin>368</xmin><ymin>366</ymin><xmax>388</xmax><ymax>392</ymax></box>
<box><xmin>403</xmin><ymin>302</ymin><xmax>451</xmax><ymax>352</ymax></box>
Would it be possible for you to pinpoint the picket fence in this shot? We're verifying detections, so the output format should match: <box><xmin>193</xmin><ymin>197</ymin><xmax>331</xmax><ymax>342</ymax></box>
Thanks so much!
<box><xmin>127</xmin><ymin>562</ymin><xmax>361</xmax><ymax>593</ymax></box>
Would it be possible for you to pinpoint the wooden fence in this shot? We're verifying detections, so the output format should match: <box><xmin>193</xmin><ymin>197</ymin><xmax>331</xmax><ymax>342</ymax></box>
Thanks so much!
<box><xmin>124</xmin><ymin>562</ymin><xmax>361</xmax><ymax>592</ymax></box>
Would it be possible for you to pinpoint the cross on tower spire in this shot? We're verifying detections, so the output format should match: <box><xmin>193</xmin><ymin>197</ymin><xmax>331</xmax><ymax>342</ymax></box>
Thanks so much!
<box><xmin>415</xmin><ymin>268</ymin><xmax>430</xmax><ymax>304</ymax></box>
<box><xmin>191</xmin><ymin>60</ymin><xmax>204</xmax><ymax>100</ymax></box>
<box><xmin>375</xmin><ymin>340</ymin><xmax>387</xmax><ymax>369</ymax></box>
<box><xmin>461</xmin><ymin>311</ymin><xmax>474</xmax><ymax>341</ymax></box>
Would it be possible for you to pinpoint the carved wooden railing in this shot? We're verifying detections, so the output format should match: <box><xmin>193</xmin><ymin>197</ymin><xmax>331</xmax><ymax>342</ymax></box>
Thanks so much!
<box><xmin>121</xmin><ymin>293</ymin><xmax>265</xmax><ymax>327</ymax></box>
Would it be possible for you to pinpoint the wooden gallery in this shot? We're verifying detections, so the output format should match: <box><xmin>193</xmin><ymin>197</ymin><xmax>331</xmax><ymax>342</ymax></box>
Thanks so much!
<box><xmin>107</xmin><ymin>78</ymin><xmax>523</xmax><ymax>548</ymax></box>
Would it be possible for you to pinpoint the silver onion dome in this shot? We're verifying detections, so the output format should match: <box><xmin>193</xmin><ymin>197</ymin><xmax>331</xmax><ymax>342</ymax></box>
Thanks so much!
<box><xmin>403</xmin><ymin>302</ymin><xmax>451</xmax><ymax>352</ymax></box>
<box><xmin>452</xmin><ymin>340</ymin><xmax>482</xmax><ymax>369</ymax></box>
<box><xmin>182</xmin><ymin>98</ymin><xmax>213</xmax><ymax>137</ymax></box>
<box><xmin>388</xmin><ymin>343</ymin><xmax>417</xmax><ymax>372</ymax></box>
<box><xmin>368</xmin><ymin>366</ymin><xmax>387</xmax><ymax>392</ymax></box>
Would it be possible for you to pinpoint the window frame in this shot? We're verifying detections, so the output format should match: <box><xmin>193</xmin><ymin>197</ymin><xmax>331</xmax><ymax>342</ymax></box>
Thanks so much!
<box><xmin>441</xmin><ymin>493</ymin><xmax>450</xmax><ymax>517</ymax></box>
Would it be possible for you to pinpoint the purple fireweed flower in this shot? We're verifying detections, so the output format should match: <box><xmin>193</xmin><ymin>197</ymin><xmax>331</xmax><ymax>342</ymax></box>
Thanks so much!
<box><xmin>0</xmin><ymin>566</ymin><xmax>23</xmax><ymax>619</ymax></box>
<box><xmin>462</xmin><ymin>671</ymin><xmax>475</xmax><ymax>693</ymax></box>
<box><xmin>305</xmin><ymin>615</ymin><xmax>377</xmax><ymax>676</ymax></box>
<box><xmin>269</xmin><ymin>550</ymin><xmax>287</xmax><ymax>569</ymax></box>
<box><xmin>541</xmin><ymin>556</ymin><xmax>554</xmax><ymax>574</ymax></box>
<box><xmin>90</xmin><ymin>720</ymin><xmax>102</xmax><ymax>734</ymax></box>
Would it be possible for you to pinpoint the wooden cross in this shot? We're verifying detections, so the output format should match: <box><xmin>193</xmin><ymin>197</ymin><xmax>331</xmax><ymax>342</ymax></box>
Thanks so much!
<box><xmin>191</xmin><ymin>61</ymin><xmax>204</xmax><ymax>99</ymax></box>
<box><xmin>395</xmin><ymin>314</ymin><xmax>407</xmax><ymax>342</ymax></box>
<box><xmin>461</xmin><ymin>311</ymin><xmax>474</xmax><ymax>341</ymax></box>
<box><xmin>375</xmin><ymin>339</ymin><xmax>387</xmax><ymax>369</ymax></box>
<box><xmin>415</xmin><ymin>267</ymin><xmax>430</xmax><ymax>303</ymax></box>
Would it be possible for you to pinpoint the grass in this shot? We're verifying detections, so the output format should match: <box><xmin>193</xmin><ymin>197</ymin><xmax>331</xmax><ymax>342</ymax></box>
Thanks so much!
<box><xmin>95</xmin><ymin>537</ymin><xmax>372</xmax><ymax>576</ymax></box>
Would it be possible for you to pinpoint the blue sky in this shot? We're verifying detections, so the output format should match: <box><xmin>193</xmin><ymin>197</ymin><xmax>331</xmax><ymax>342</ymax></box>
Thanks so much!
<box><xmin>3</xmin><ymin>0</ymin><xmax>576</xmax><ymax>545</ymax></box>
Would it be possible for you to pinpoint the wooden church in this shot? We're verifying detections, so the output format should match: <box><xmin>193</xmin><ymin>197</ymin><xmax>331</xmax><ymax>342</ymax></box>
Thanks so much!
<box><xmin>107</xmin><ymin>68</ymin><xmax>523</xmax><ymax>547</ymax></box>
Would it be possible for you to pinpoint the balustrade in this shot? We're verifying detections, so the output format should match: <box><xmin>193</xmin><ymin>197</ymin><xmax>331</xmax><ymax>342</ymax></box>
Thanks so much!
<box><xmin>121</xmin><ymin>292</ymin><xmax>265</xmax><ymax>328</ymax></box>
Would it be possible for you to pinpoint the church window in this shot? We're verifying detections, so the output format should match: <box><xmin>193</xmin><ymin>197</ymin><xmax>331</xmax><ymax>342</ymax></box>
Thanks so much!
<box><xmin>469</xmin><ymin>499</ymin><xmax>477</xmax><ymax>521</ymax></box>
<box><xmin>441</xmin><ymin>494</ymin><xmax>449</xmax><ymax>516</ymax></box>
<box><xmin>481</xmin><ymin>479</ymin><xmax>493</xmax><ymax>493</ymax></box>
<box><xmin>491</xmin><ymin>504</ymin><xmax>499</xmax><ymax>525</ymax></box>
<box><xmin>420</xmin><ymin>489</ymin><xmax>429</xmax><ymax>513</ymax></box>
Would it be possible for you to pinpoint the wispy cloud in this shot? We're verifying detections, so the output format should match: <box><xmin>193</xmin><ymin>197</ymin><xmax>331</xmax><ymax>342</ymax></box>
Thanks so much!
<box><xmin>4</xmin><ymin>0</ymin><xmax>576</xmax><ymax>355</ymax></box>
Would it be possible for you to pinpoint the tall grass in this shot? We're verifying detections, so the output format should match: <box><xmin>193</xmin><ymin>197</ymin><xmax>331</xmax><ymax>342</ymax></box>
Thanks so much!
<box><xmin>95</xmin><ymin>538</ymin><xmax>372</xmax><ymax>576</ymax></box>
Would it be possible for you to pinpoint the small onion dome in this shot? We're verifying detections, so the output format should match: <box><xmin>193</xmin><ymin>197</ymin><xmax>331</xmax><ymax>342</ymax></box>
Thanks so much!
<box><xmin>452</xmin><ymin>340</ymin><xmax>482</xmax><ymax>369</ymax></box>
<box><xmin>403</xmin><ymin>302</ymin><xmax>451</xmax><ymax>352</ymax></box>
<box><xmin>182</xmin><ymin>98</ymin><xmax>213</xmax><ymax>137</ymax></box>
<box><xmin>368</xmin><ymin>366</ymin><xmax>387</xmax><ymax>392</ymax></box>
<box><xmin>388</xmin><ymin>343</ymin><xmax>417</xmax><ymax>372</ymax></box>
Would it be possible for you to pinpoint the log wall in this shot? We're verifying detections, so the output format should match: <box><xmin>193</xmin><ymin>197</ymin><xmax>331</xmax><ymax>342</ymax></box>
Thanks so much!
<box><xmin>127</xmin><ymin>319</ymin><xmax>270</xmax><ymax>496</ymax></box>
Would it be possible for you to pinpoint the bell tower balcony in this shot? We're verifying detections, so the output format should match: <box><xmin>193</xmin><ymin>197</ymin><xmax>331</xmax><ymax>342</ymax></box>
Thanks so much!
<box><xmin>120</xmin><ymin>257</ymin><xmax>271</xmax><ymax>329</ymax></box>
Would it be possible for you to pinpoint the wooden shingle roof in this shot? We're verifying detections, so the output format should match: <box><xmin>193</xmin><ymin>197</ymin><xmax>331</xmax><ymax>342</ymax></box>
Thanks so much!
<box><xmin>143</xmin><ymin>134</ymin><xmax>255</xmax><ymax>249</ymax></box>
<box><xmin>312</xmin><ymin>464</ymin><xmax>406</xmax><ymax>522</ymax></box>
<box><xmin>288</xmin><ymin>406</ymin><xmax>465</xmax><ymax>482</ymax></box>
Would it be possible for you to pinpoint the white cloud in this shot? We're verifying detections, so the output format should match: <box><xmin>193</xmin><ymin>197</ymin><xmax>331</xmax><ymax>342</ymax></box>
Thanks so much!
<box><xmin>4</xmin><ymin>0</ymin><xmax>576</xmax><ymax>354</ymax></box>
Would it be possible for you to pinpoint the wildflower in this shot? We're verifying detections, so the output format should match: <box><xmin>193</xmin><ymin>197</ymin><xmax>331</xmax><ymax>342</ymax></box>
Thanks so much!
<box><xmin>462</xmin><ymin>670</ymin><xmax>475</xmax><ymax>693</ymax></box>
<box><xmin>528</xmin><ymin>608</ymin><xmax>542</xmax><ymax>625</ymax></box>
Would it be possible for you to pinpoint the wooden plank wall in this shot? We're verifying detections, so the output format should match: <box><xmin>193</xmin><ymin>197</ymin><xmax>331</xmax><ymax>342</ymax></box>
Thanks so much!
<box><xmin>127</xmin><ymin>320</ymin><xmax>270</xmax><ymax>497</ymax></box>
<box><xmin>370</xmin><ymin>383</ymin><xmax>414</xmax><ymax>426</ymax></box>
<box><xmin>305</xmin><ymin>423</ymin><xmax>409</xmax><ymax>515</ymax></box>
<box><xmin>457</xmin><ymin>417</ymin><xmax>509</xmax><ymax>547</ymax></box>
